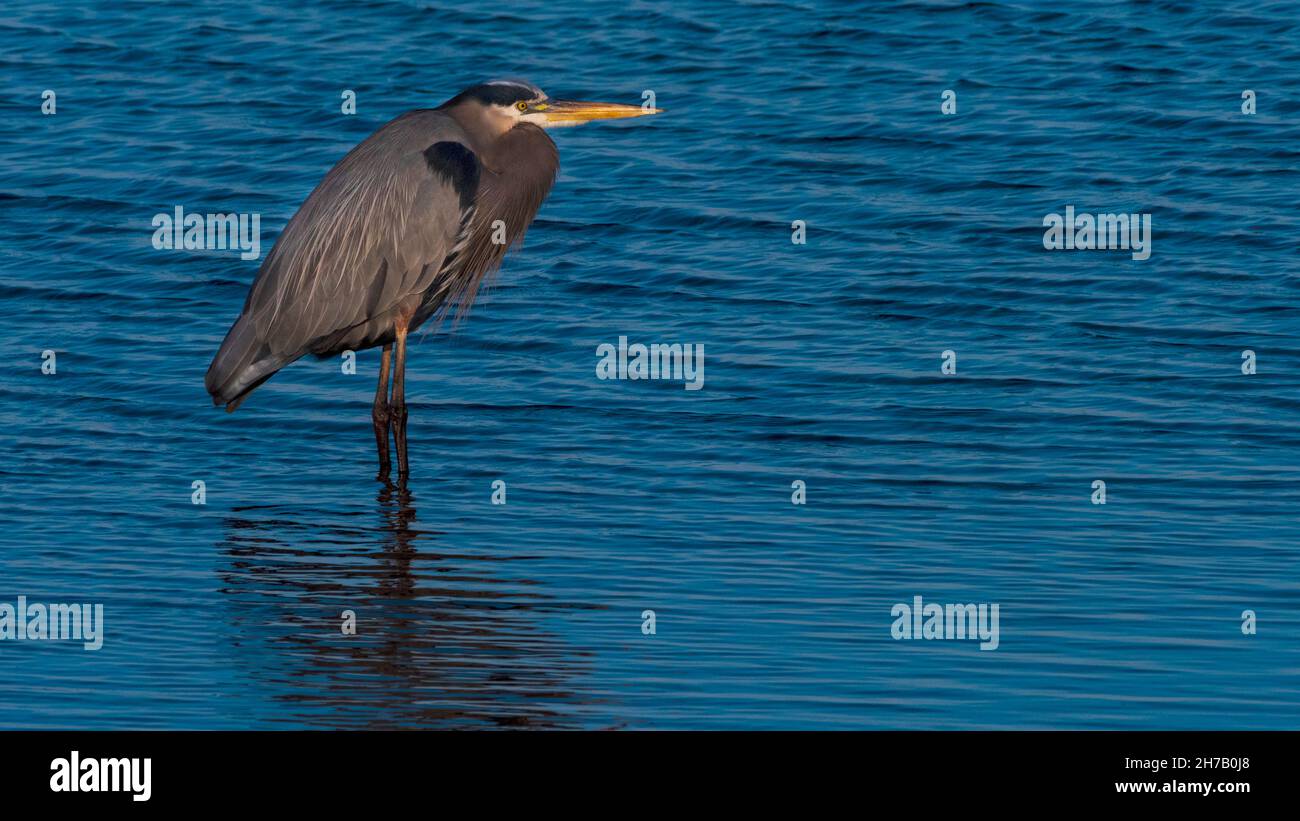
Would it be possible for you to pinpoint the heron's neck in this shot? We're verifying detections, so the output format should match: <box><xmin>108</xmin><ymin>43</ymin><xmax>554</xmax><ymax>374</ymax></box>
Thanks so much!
<box><xmin>443</xmin><ymin>102</ymin><xmax>514</xmax><ymax>168</ymax></box>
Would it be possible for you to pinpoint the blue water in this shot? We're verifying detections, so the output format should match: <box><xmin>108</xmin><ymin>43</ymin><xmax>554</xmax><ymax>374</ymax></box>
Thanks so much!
<box><xmin>2</xmin><ymin>0</ymin><xmax>1299</xmax><ymax>729</ymax></box>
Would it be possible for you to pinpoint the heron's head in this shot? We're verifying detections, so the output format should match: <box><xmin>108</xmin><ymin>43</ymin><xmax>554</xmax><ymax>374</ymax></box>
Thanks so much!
<box><xmin>440</xmin><ymin>80</ymin><xmax>661</xmax><ymax>138</ymax></box>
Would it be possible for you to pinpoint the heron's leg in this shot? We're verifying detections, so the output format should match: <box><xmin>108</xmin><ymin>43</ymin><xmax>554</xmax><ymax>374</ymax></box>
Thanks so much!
<box><xmin>391</xmin><ymin>325</ymin><xmax>411</xmax><ymax>480</ymax></box>
<box><xmin>373</xmin><ymin>343</ymin><xmax>394</xmax><ymax>480</ymax></box>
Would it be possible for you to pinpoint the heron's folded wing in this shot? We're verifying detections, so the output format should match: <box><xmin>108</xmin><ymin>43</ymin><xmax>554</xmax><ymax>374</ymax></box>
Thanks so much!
<box><xmin>241</xmin><ymin>110</ymin><xmax>478</xmax><ymax>357</ymax></box>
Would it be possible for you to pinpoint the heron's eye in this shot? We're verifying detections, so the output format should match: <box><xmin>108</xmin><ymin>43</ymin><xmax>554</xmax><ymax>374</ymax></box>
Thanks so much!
<box><xmin>515</xmin><ymin>101</ymin><xmax>528</xmax><ymax>112</ymax></box>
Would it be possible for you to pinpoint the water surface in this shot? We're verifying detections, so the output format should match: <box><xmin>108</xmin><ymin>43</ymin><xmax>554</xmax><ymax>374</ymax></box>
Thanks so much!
<box><xmin>2</xmin><ymin>0</ymin><xmax>1299</xmax><ymax>729</ymax></box>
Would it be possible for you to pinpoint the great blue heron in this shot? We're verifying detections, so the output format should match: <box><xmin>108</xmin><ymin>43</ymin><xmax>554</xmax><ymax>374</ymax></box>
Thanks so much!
<box><xmin>205</xmin><ymin>80</ymin><xmax>660</xmax><ymax>481</ymax></box>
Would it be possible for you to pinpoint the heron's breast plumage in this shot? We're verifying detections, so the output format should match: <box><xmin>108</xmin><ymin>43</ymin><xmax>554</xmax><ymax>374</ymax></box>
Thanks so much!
<box><xmin>415</xmin><ymin>123</ymin><xmax>559</xmax><ymax>325</ymax></box>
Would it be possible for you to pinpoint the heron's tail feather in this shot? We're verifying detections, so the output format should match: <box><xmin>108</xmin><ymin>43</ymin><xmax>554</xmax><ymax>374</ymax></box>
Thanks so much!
<box><xmin>205</xmin><ymin>314</ymin><xmax>288</xmax><ymax>412</ymax></box>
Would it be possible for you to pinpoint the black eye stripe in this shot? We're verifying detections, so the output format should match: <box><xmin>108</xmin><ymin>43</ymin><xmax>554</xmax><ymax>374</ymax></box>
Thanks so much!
<box><xmin>465</xmin><ymin>83</ymin><xmax>537</xmax><ymax>106</ymax></box>
<box><xmin>439</xmin><ymin>82</ymin><xmax>545</xmax><ymax>112</ymax></box>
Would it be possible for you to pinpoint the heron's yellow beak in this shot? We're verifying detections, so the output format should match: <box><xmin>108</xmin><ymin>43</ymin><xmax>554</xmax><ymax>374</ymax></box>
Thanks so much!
<box><xmin>537</xmin><ymin>99</ymin><xmax>662</xmax><ymax>127</ymax></box>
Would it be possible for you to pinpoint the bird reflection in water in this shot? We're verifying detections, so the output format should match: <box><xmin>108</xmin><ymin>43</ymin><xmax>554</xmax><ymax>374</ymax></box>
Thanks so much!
<box><xmin>218</xmin><ymin>480</ymin><xmax>590</xmax><ymax>728</ymax></box>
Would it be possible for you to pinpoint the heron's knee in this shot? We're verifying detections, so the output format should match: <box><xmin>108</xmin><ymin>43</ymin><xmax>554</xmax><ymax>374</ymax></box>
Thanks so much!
<box><xmin>390</xmin><ymin>401</ymin><xmax>408</xmax><ymax>425</ymax></box>
<box><xmin>372</xmin><ymin>401</ymin><xmax>390</xmax><ymax>426</ymax></box>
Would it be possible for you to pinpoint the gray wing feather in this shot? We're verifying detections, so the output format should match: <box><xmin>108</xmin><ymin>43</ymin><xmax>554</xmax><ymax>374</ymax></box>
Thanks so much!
<box><xmin>247</xmin><ymin>110</ymin><xmax>469</xmax><ymax>355</ymax></box>
<box><xmin>205</xmin><ymin>110</ymin><xmax>474</xmax><ymax>406</ymax></box>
